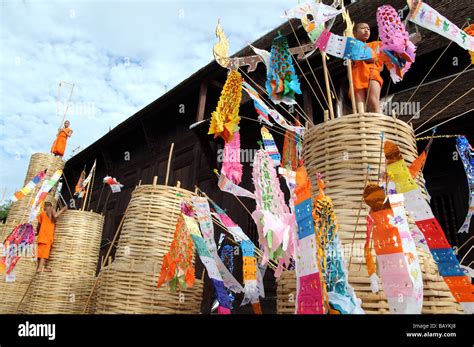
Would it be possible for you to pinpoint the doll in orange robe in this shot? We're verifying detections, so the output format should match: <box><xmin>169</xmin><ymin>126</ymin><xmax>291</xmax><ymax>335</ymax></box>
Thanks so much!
<box><xmin>36</xmin><ymin>202</ymin><xmax>67</xmax><ymax>272</ymax></box>
<box><xmin>351</xmin><ymin>23</ymin><xmax>385</xmax><ymax>114</ymax></box>
<box><xmin>51</xmin><ymin>120</ymin><xmax>73</xmax><ymax>157</ymax></box>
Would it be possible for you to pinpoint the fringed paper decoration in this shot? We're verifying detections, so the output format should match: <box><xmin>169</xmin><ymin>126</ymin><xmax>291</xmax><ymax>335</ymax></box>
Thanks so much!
<box><xmin>456</xmin><ymin>136</ymin><xmax>473</xmax><ymax>234</ymax></box>
<box><xmin>242</xmin><ymin>79</ymin><xmax>306</xmax><ymax>136</ymax></box>
<box><xmin>156</xmin><ymin>212</ymin><xmax>195</xmax><ymax>292</ymax></box>
<box><xmin>192</xmin><ymin>197</ymin><xmax>243</xmax><ymax>294</ymax></box>
<box><xmin>385</xmin><ymin>140</ymin><xmax>474</xmax><ymax>313</ymax></box>
<box><xmin>261</xmin><ymin>127</ymin><xmax>281</xmax><ymax>167</ymax></box>
<box><xmin>211</xmin><ymin>201</ymin><xmax>264</xmax><ymax>312</ymax></box>
<box><xmin>282</xmin><ymin>130</ymin><xmax>297</xmax><ymax>171</ymax></box>
<box><xmin>103</xmin><ymin>176</ymin><xmax>123</xmax><ymax>193</ymax></box>
<box><xmin>29</xmin><ymin>170</ymin><xmax>62</xmax><ymax>222</ymax></box>
<box><xmin>221</xmin><ymin>131</ymin><xmax>243</xmax><ymax>185</ymax></box>
<box><xmin>363</xmin><ymin>184</ymin><xmax>423</xmax><ymax>314</ymax></box>
<box><xmin>220</xmin><ymin>245</ymin><xmax>235</xmax><ymax>308</ymax></box>
<box><xmin>266</xmin><ymin>33</ymin><xmax>302</xmax><ymax>105</ymax></box>
<box><xmin>464</xmin><ymin>24</ymin><xmax>474</xmax><ymax>64</ymax></box>
<box><xmin>377</xmin><ymin>5</ymin><xmax>416</xmax><ymax>83</ymax></box>
<box><xmin>0</xmin><ymin>223</ymin><xmax>35</xmax><ymax>275</ymax></box>
<box><xmin>74</xmin><ymin>170</ymin><xmax>86</xmax><ymax>198</ymax></box>
<box><xmin>242</xmin><ymin>81</ymin><xmax>273</xmax><ymax>126</ymax></box>
<box><xmin>252</xmin><ymin>150</ymin><xmax>295</xmax><ymax>277</ymax></box>
<box><xmin>12</xmin><ymin>169</ymin><xmax>47</xmax><ymax>202</ymax></box>
<box><xmin>313</xmin><ymin>175</ymin><xmax>364</xmax><ymax>314</ymax></box>
<box><xmin>408</xmin><ymin>0</ymin><xmax>474</xmax><ymax>51</ymax></box>
<box><xmin>294</xmin><ymin>166</ymin><xmax>324</xmax><ymax>314</ymax></box>
<box><xmin>208</xmin><ymin>70</ymin><xmax>242</xmax><ymax>143</ymax></box>
<box><xmin>180</xmin><ymin>208</ymin><xmax>231</xmax><ymax>314</ymax></box>
<box><xmin>217</xmin><ymin>173</ymin><xmax>255</xmax><ymax>199</ymax></box>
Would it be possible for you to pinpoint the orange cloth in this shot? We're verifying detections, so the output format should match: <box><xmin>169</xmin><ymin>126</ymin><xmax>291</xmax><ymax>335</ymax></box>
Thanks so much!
<box><xmin>37</xmin><ymin>212</ymin><xmax>55</xmax><ymax>259</ymax></box>
<box><xmin>51</xmin><ymin>128</ymin><xmax>72</xmax><ymax>156</ymax></box>
<box><xmin>352</xmin><ymin>41</ymin><xmax>385</xmax><ymax>90</ymax></box>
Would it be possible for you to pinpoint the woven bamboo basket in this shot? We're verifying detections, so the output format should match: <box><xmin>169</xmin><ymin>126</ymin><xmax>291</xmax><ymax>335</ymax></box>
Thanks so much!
<box><xmin>23</xmin><ymin>153</ymin><xmax>65</xmax><ymax>186</ymax></box>
<box><xmin>95</xmin><ymin>182</ymin><xmax>203</xmax><ymax>314</ymax></box>
<box><xmin>19</xmin><ymin>210</ymin><xmax>104</xmax><ymax>314</ymax></box>
<box><xmin>0</xmin><ymin>258</ymin><xmax>36</xmax><ymax>313</ymax></box>
<box><xmin>95</xmin><ymin>261</ymin><xmax>203</xmax><ymax>314</ymax></box>
<box><xmin>302</xmin><ymin>113</ymin><xmax>460</xmax><ymax>314</ymax></box>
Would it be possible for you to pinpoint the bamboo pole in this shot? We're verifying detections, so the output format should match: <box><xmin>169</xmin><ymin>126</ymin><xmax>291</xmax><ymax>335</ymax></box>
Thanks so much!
<box><xmin>347</xmin><ymin>61</ymin><xmax>357</xmax><ymax>114</ymax></box>
<box><xmin>81</xmin><ymin>160</ymin><xmax>96</xmax><ymax>211</ymax></box>
<box><xmin>321</xmin><ymin>52</ymin><xmax>334</xmax><ymax>120</ymax></box>
<box><xmin>165</xmin><ymin>143</ymin><xmax>175</xmax><ymax>186</ymax></box>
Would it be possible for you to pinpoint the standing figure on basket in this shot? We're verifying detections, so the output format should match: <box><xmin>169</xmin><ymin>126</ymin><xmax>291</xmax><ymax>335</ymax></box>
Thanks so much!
<box><xmin>351</xmin><ymin>23</ymin><xmax>383</xmax><ymax>114</ymax></box>
<box><xmin>36</xmin><ymin>202</ymin><xmax>67</xmax><ymax>272</ymax></box>
<box><xmin>51</xmin><ymin>120</ymin><xmax>73</xmax><ymax>158</ymax></box>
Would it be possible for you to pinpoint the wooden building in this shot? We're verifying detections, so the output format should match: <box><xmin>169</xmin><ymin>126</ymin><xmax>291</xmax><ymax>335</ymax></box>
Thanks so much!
<box><xmin>63</xmin><ymin>0</ymin><xmax>473</xmax><ymax>313</ymax></box>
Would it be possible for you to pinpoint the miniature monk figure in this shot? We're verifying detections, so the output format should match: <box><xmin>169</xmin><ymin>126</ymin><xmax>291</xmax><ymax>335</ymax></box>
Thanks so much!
<box><xmin>36</xmin><ymin>202</ymin><xmax>67</xmax><ymax>272</ymax></box>
<box><xmin>351</xmin><ymin>23</ymin><xmax>383</xmax><ymax>114</ymax></box>
<box><xmin>51</xmin><ymin>120</ymin><xmax>73</xmax><ymax>157</ymax></box>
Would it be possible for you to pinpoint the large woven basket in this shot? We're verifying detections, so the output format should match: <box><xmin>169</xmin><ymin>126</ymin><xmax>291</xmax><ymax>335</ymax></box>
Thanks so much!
<box><xmin>0</xmin><ymin>153</ymin><xmax>65</xmax><ymax>313</ymax></box>
<box><xmin>95</xmin><ymin>261</ymin><xmax>203</xmax><ymax>314</ymax></box>
<box><xmin>95</xmin><ymin>182</ymin><xmax>203</xmax><ymax>314</ymax></box>
<box><xmin>19</xmin><ymin>210</ymin><xmax>104</xmax><ymax>314</ymax></box>
<box><xmin>301</xmin><ymin>113</ymin><xmax>460</xmax><ymax>314</ymax></box>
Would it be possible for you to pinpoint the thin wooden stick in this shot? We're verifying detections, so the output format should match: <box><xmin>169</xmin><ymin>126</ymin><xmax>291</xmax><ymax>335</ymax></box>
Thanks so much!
<box><xmin>165</xmin><ymin>143</ymin><xmax>175</xmax><ymax>186</ymax></box>
<box><xmin>86</xmin><ymin>160</ymin><xmax>97</xmax><ymax>211</ymax></box>
<box><xmin>286</xmin><ymin>17</ymin><xmax>330</xmax><ymax>112</ymax></box>
<box><xmin>414</xmin><ymin>88</ymin><xmax>473</xmax><ymax>132</ymax></box>
<box><xmin>95</xmin><ymin>183</ymin><xmax>106</xmax><ymax>212</ymax></box>
<box><xmin>348</xmin><ymin>166</ymin><xmax>370</xmax><ymax>269</ymax></box>
<box><xmin>407</xmin><ymin>64</ymin><xmax>472</xmax><ymax>123</ymax></box>
<box><xmin>58</xmin><ymin>82</ymin><xmax>75</xmax><ymax>129</ymax></box>
<box><xmin>347</xmin><ymin>61</ymin><xmax>357</xmax><ymax>114</ymax></box>
<box><xmin>415</xmin><ymin>109</ymin><xmax>473</xmax><ymax>136</ymax></box>
<box><xmin>321</xmin><ymin>52</ymin><xmax>335</xmax><ymax>119</ymax></box>
<box><xmin>81</xmin><ymin>160</ymin><xmax>96</xmax><ymax>211</ymax></box>
<box><xmin>238</xmin><ymin>68</ymin><xmax>311</xmax><ymax>126</ymax></box>
<box><xmin>15</xmin><ymin>273</ymin><xmax>37</xmax><ymax>313</ymax></box>
<box><xmin>407</xmin><ymin>21</ymin><xmax>468</xmax><ymax>103</ymax></box>
<box><xmin>61</xmin><ymin>172</ymin><xmax>74</xmax><ymax>207</ymax></box>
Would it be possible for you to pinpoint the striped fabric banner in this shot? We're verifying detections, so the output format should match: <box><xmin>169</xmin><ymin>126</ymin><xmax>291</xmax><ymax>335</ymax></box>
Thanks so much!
<box><xmin>12</xmin><ymin>170</ymin><xmax>47</xmax><ymax>202</ymax></box>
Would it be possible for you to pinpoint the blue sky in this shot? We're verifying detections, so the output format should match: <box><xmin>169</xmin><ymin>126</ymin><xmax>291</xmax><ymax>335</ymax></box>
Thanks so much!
<box><xmin>0</xmin><ymin>0</ymin><xmax>293</xmax><ymax>201</ymax></box>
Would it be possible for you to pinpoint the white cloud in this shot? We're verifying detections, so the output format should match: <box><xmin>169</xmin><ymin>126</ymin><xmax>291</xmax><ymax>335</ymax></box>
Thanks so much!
<box><xmin>0</xmin><ymin>0</ymin><xmax>291</xmax><ymax>200</ymax></box>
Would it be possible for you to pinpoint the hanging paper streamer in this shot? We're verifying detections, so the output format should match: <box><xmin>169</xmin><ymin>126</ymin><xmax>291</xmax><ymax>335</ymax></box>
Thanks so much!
<box><xmin>103</xmin><ymin>176</ymin><xmax>123</xmax><ymax>193</ymax></box>
<box><xmin>12</xmin><ymin>170</ymin><xmax>47</xmax><ymax>202</ymax></box>
<box><xmin>385</xmin><ymin>141</ymin><xmax>474</xmax><ymax>313</ymax></box>
<box><xmin>74</xmin><ymin>170</ymin><xmax>86</xmax><ymax>198</ymax></box>
<box><xmin>456</xmin><ymin>136</ymin><xmax>474</xmax><ymax>234</ymax></box>
<box><xmin>156</xmin><ymin>212</ymin><xmax>195</xmax><ymax>292</ymax></box>
<box><xmin>0</xmin><ymin>223</ymin><xmax>35</xmax><ymax>276</ymax></box>
<box><xmin>252</xmin><ymin>150</ymin><xmax>295</xmax><ymax>277</ymax></box>
<box><xmin>377</xmin><ymin>5</ymin><xmax>416</xmax><ymax>83</ymax></box>
<box><xmin>408</xmin><ymin>0</ymin><xmax>474</xmax><ymax>51</ymax></box>
<box><xmin>192</xmin><ymin>197</ymin><xmax>243</xmax><ymax>294</ymax></box>
<box><xmin>211</xmin><ymin>201</ymin><xmax>265</xmax><ymax>311</ymax></box>
<box><xmin>294</xmin><ymin>167</ymin><xmax>324</xmax><ymax>314</ymax></box>
<box><xmin>242</xmin><ymin>82</ymin><xmax>273</xmax><ymax>126</ymax></box>
<box><xmin>364</xmin><ymin>184</ymin><xmax>422</xmax><ymax>314</ymax></box>
<box><xmin>266</xmin><ymin>33</ymin><xmax>302</xmax><ymax>105</ymax></box>
<box><xmin>82</xmin><ymin>161</ymin><xmax>96</xmax><ymax>188</ymax></box>
<box><xmin>181</xmin><ymin>209</ymin><xmax>231</xmax><ymax>314</ymax></box>
<box><xmin>388</xmin><ymin>193</ymin><xmax>424</xmax><ymax>312</ymax></box>
<box><xmin>314</xmin><ymin>175</ymin><xmax>364</xmax><ymax>314</ymax></box>
<box><xmin>221</xmin><ymin>131</ymin><xmax>243</xmax><ymax>185</ymax></box>
<box><xmin>284</xmin><ymin>1</ymin><xmax>343</xmax><ymax>26</ymax></box>
<box><xmin>261</xmin><ymin>127</ymin><xmax>281</xmax><ymax>167</ymax></box>
<box><xmin>220</xmin><ymin>245</ymin><xmax>235</xmax><ymax>308</ymax></box>
<box><xmin>29</xmin><ymin>170</ymin><xmax>63</xmax><ymax>222</ymax></box>
<box><xmin>242</xmin><ymin>80</ymin><xmax>306</xmax><ymax>136</ymax></box>
<box><xmin>208</xmin><ymin>70</ymin><xmax>242</xmax><ymax>143</ymax></box>
<box><xmin>282</xmin><ymin>130</ymin><xmax>297</xmax><ymax>171</ymax></box>
<box><xmin>217</xmin><ymin>173</ymin><xmax>255</xmax><ymax>199</ymax></box>
<box><xmin>464</xmin><ymin>24</ymin><xmax>474</xmax><ymax>64</ymax></box>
